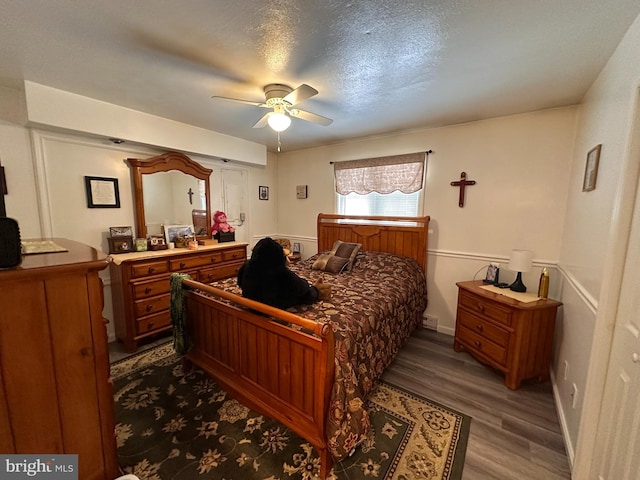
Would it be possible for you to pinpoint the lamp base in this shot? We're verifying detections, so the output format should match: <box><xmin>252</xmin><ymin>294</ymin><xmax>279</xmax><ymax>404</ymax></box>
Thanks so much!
<box><xmin>509</xmin><ymin>272</ymin><xmax>527</xmax><ymax>292</ymax></box>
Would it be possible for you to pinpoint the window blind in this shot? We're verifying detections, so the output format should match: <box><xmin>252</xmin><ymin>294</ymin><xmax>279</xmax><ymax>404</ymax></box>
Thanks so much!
<box><xmin>333</xmin><ymin>152</ymin><xmax>426</xmax><ymax>195</ymax></box>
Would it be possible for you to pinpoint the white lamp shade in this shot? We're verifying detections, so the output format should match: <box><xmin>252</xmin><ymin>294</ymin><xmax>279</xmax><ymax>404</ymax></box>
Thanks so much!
<box><xmin>508</xmin><ymin>249</ymin><xmax>533</xmax><ymax>272</ymax></box>
<box><xmin>267</xmin><ymin>112</ymin><xmax>291</xmax><ymax>132</ymax></box>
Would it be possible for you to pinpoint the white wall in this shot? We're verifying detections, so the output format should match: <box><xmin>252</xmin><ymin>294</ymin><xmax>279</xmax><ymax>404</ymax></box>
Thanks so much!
<box><xmin>560</xmin><ymin>12</ymin><xmax>640</xmax><ymax>474</ymax></box>
<box><xmin>276</xmin><ymin>107</ymin><xmax>577</xmax><ymax>334</ymax></box>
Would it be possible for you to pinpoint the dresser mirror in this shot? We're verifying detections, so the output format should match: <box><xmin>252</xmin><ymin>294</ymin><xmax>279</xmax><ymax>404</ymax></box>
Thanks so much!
<box><xmin>126</xmin><ymin>151</ymin><xmax>212</xmax><ymax>240</ymax></box>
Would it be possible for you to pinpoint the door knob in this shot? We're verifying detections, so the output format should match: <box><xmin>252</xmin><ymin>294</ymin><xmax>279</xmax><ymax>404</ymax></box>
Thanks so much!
<box><xmin>632</xmin><ymin>353</ymin><xmax>640</xmax><ymax>364</ymax></box>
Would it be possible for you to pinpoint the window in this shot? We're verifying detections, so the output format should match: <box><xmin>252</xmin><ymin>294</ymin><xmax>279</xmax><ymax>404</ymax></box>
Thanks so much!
<box><xmin>333</xmin><ymin>152</ymin><xmax>425</xmax><ymax>216</ymax></box>
<box><xmin>337</xmin><ymin>190</ymin><xmax>421</xmax><ymax>216</ymax></box>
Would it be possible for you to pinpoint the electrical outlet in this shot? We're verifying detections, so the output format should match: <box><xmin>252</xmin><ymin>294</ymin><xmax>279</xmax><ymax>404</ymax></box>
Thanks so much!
<box><xmin>571</xmin><ymin>383</ymin><xmax>579</xmax><ymax>408</ymax></box>
<box><xmin>564</xmin><ymin>361</ymin><xmax>569</xmax><ymax>380</ymax></box>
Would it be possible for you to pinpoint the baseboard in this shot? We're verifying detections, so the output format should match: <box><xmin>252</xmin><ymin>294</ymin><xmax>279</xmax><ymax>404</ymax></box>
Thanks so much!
<box><xmin>550</xmin><ymin>369</ymin><xmax>575</xmax><ymax>471</ymax></box>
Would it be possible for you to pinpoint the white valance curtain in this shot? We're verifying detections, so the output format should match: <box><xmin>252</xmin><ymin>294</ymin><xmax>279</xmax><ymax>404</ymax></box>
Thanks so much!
<box><xmin>333</xmin><ymin>152</ymin><xmax>426</xmax><ymax>195</ymax></box>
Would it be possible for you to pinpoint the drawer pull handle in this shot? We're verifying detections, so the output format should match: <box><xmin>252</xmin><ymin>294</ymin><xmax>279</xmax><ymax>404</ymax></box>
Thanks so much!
<box><xmin>148</xmin><ymin>321</ymin><xmax>154</xmax><ymax>328</ymax></box>
<box><xmin>146</xmin><ymin>305</ymin><xmax>153</xmax><ymax>312</ymax></box>
<box><xmin>476</xmin><ymin>324</ymin><xmax>483</xmax><ymax>332</ymax></box>
<box><xmin>477</xmin><ymin>304</ymin><xmax>485</xmax><ymax>312</ymax></box>
<box><xmin>231</xmin><ymin>253</ymin><xmax>238</xmax><ymax>258</ymax></box>
<box><xmin>148</xmin><ymin>267</ymin><xmax>155</xmax><ymax>274</ymax></box>
<box><xmin>145</xmin><ymin>287</ymin><xmax>152</xmax><ymax>294</ymax></box>
<box><xmin>210</xmin><ymin>258</ymin><xmax>217</xmax><ymax>263</ymax></box>
<box><xmin>474</xmin><ymin>340</ymin><xmax>481</xmax><ymax>348</ymax></box>
<box><xmin>180</xmin><ymin>262</ymin><xmax>186</xmax><ymax>268</ymax></box>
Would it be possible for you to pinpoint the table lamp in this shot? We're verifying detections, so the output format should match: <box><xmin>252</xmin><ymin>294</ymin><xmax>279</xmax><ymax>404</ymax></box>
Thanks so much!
<box><xmin>508</xmin><ymin>249</ymin><xmax>533</xmax><ymax>292</ymax></box>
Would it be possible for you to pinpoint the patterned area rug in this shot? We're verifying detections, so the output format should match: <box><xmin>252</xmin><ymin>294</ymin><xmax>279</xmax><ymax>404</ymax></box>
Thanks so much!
<box><xmin>111</xmin><ymin>342</ymin><xmax>470</xmax><ymax>480</ymax></box>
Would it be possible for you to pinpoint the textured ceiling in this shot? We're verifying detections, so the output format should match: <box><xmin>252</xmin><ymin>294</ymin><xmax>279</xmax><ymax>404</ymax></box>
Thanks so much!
<box><xmin>1</xmin><ymin>1</ymin><xmax>639</xmax><ymax>152</ymax></box>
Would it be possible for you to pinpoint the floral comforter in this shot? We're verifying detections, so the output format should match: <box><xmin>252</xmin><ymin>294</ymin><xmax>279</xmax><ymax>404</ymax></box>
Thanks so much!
<box><xmin>207</xmin><ymin>250</ymin><xmax>427</xmax><ymax>461</ymax></box>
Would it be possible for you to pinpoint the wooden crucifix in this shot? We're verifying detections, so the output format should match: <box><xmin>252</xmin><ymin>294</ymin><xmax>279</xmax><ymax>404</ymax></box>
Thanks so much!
<box><xmin>187</xmin><ymin>188</ymin><xmax>194</xmax><ymax>205</ymax></box>
<box><xmin>450</xmin><ymin>171</ymin><xmax>476</xmax><ymax>207</ymax></box>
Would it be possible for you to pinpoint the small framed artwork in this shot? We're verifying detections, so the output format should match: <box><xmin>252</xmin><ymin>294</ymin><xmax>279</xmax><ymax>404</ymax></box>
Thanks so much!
<box><xmin>1</xmin><ymin>166</ymin><xmax>7</xmax><ymax>194</ymax></box>
<box><xmin>259</xmin><ymin>185</ymin><xmax>269</xmax><ymax>200</ymax></box>
<box><xmin>164</xmin><ymin>224</ymin><xmax>195</xmax><ymax>244</ymax></box>
<box><xmin>108</xmin><ymin>236</ymin><xmax>134</xmax><ymax>254</ymax></box>
<box><xmin>109</xmin><ymin>226</ymin><xmax>133</xmax><ymax>237</ymax></box>
<box><xmin>582</xmin><ymin>144</ymin><xmax>602</xmax><ymax>192</ymax></box>
<box><xmin>296</xmin><ymin>185</ymin><xmax>308</xmax><ymax>199</ymax></box>
<box><xmin>85</xmin><ymin>176</ymin><xmax>120</xmax><ymax>208</ymax></box>
<box><xmin>483</xmin><ymin>263</ymin><xmax>500</xmax><ymax>285</ymax></box>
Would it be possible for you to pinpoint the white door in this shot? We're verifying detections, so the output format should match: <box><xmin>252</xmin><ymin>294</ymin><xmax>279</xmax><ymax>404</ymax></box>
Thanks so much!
<box><xmin>221</xmin><ymin>168</ymin><xmax>248</xmax><ymax>243</ymax></box>
<box><xmin>592</xmin><ymin>175</ymin><xmax>640</xmax><ymax>479</ymax></box>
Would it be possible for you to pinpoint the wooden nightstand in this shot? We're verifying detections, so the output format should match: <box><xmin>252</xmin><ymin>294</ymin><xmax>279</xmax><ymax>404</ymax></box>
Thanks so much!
<box><xmin>454</xmin><ymin>280</ymin><xmax>562</xmax><ymax>389</ymax></box>
<box><xmin>287</xmin><ymin>252</ymin><xmax>302</xmax><ymax>263</ymax></box>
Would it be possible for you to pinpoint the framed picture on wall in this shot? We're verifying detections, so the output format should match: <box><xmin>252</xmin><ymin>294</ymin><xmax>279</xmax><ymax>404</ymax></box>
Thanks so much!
<box><xmin>85</xmin><ymin>176</ymin><xmax>120</xmax><ymax>208</ymax></box>
<box><xmin>582</xmin><ymin>144</ymin><xmax>602</xmax><ymax>192</ymax></box>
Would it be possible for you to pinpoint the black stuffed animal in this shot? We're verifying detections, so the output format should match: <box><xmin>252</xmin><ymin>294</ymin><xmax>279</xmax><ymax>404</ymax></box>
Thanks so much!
<box><xmin>238</xmin><ymin>237</ymin><xmax>324</xmax><ymax>309</ymax></box>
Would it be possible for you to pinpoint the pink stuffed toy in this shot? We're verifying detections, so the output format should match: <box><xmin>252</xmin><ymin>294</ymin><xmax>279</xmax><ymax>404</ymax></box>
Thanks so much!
<box><xmin>212</xmin><ymin>211</ymin><xmax>235</xmax><ymax>237</ymax></box>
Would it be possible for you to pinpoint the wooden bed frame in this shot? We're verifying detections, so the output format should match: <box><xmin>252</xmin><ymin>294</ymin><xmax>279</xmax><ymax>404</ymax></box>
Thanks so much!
<box><xmin>180</xmin><ymin>213</ymin><xmax>430</xmax><ymax>479</ymax></box>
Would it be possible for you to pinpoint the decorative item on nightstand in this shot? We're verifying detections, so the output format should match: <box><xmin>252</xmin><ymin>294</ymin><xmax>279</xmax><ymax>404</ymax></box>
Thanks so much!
<box><xmin>508</xmin><ymin>249</ymin><xmax>533</xmax><ymax>292</ymax></box>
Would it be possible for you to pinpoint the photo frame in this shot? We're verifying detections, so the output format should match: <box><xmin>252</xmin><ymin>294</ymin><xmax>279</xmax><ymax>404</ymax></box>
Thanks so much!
<box><xmin>109</xmin><ymin>226</ymin><xmax>133</xmax><ymax>237</ymax></box>
<box><xmin>483</xmin><ymin>263</ymin><xmax>500</xmax><ymax>285</ymax></box>
<box><xmin>85</xmin><ymin>176</ymin><xmax>120</xmax><ymax>208</ymax></box>
<box><xmin>259</xmin><ymin>185</ymin><xmax>269</xmax><ymax>200</ymax></box>
<box><xmin>164</xmin><ymin>224</ymin><xmax>195</xmax><ymax>244</ymax></box>
<box><xmin>582</xmin><ymin>144</ymin><xmax>602</xmax><ymax>192</ymax></box>
<box><xmin>296</xmin><ymin>185</ymin><xmax>308</xmax><ymax>199</ymax></box>
<box><xmin>1</xmin><ymin>166</ymin><xmax>7</xmax><ymax>195</ymax></box>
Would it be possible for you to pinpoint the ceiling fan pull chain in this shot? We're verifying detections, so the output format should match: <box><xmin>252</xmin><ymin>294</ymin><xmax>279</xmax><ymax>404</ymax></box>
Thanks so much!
<box><xmin>277</xmin><ymin>131</ymin><xmax>282</xmax><ymax>152</ymax></box>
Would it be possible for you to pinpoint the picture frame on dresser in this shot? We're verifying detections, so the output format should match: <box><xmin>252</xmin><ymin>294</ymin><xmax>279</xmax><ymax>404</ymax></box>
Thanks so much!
<box><xmin>164</xmin><ymin>224</ymin><xmax>196</xmax><ymax>244</ymax></box>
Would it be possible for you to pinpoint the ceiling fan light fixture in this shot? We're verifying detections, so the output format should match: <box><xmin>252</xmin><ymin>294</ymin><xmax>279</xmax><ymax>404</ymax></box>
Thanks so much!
<box><xmin>267</xmin><ymin>108</ymin><xmax>291</xmax><ymax>132</ymax></box>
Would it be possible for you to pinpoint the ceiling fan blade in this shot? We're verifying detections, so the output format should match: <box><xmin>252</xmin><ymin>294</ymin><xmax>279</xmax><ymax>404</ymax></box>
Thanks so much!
<box><xmin>290</xmin><ymin>108</ymin><xmax>333</xmax><ymax>126</ymax></box>
<box><xmin>252</xmin><ymin>112</ymin><xmax>270</xmax><ymax>128</ymax></box>
<box><xmin>211</xmin><ymin>96</ymin><xmax>268</xmax><ymax>108</ymax></box>
<box><xmin>283</xmin><ymin>84</ymin><xmax>318</xmax><ymax>106</ymax></box>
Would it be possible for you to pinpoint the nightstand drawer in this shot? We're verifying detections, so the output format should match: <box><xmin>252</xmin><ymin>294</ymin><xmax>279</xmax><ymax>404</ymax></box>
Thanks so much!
<box><xmin>457</xmin><ymin>324</ymin><xmax>507</xmax><ymax>365</ymax></box>
<box><xmin>457</xmin><ymin>309</ymin><xmax>509</xmax><ymax>347</ymax></box>
<box><xmin>459</xmin><ymin>290</ymin><xmax>513</xmax><ymax>326</ymax></box>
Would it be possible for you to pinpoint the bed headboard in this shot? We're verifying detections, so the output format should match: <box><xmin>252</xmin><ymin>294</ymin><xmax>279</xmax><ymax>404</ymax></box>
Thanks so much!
<box><xmin>317</xmin><ymin>214</ymin><xmax>430</xmax><ymax>273</ymax></box>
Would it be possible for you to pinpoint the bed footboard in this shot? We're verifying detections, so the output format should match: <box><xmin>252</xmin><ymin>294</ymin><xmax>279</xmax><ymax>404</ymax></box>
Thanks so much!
<box><xmin>181</xmin><ymin>279</ymin><xmax>336</xmax><ymax>478</ymax></box>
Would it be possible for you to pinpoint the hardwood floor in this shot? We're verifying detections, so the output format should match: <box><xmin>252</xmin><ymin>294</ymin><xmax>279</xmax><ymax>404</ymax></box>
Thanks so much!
<box><xmin>109</xmin><ymin>328</ymin><xmax>571</xmax><ymax>479</ymax></box>
<box><xmin>382</xmin><ymin>328</ymin><xmax>572</xmax><ymax>480</ymax></box>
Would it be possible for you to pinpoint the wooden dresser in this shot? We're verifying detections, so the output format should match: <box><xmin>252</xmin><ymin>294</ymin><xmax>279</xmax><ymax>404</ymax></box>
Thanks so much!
<box><xmin>110</xmin><ymin>242</ymin><xmax>247</xmax><ymax>352</ymax></box>
<box><xmin>454</xmin><ymin>280</ymin><xmax>562</xmax><ymax>389</ymax></box>
<box><xmin>0</xmin><ymin>238</ymin><xmax>119</xmax><ymax>480</ymax></box>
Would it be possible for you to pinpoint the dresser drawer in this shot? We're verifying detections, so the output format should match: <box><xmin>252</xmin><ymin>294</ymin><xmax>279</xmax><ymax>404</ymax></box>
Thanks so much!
<box><xmin>132</xmin><ymin>277</ymin><xmax>171</xmax><ymax>299</ymax></box>
<box><xmin>131</xmin><ymin>260</ymin><xmax>169</xmax><ymax>278</ymax></box>
<box><xmin>458</xmin><ymin>290</ymin><xmax>513</xmax><ymax>326</ymax></box>
<box><xmin>457</xmin><ymin>309</ymin><xmax>509</xmax><ymax>347</ymax></box>
<box><xmin>457</xmin><ymin>324</ymin><xmax>507</xmax><ymax>366</ymax></box>
<box><xmin>136</xmin><ymin>311</ymin><xmax>171</xmax><ymax>335</ymax></box>
<box><xmin>134</xmin><ymin>293</ymin><xmax>170</xmax><ymax>317</ymax></box>
<box><xmin>199</xmin><ymin>261</ymin><xmax>244</xmax><ymax>283</ymax></box>
<box><xmin>222</xmin><ymin>248</ymin><xmax>246</xmax><ymax>262</ymax></box>
<box><xmin>170</xmin><ymin>252</ymin><xmax>223</xmax><ymax>271</ymax></box>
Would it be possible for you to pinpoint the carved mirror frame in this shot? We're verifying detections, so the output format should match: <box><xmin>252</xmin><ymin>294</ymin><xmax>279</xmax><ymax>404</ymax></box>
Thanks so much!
<box><xmin>126</xmin><ymin>151</ymin><xmax>212</xmax><ymax>240</ymax></box>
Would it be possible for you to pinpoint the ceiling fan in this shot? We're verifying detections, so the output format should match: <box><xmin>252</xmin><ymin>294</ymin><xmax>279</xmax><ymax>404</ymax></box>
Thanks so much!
<box><xmin>212</xmin><ymin>83</ymin><xmax>333</xmax><ymax>132</ymax></box>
